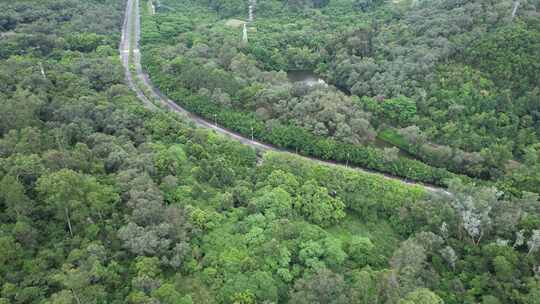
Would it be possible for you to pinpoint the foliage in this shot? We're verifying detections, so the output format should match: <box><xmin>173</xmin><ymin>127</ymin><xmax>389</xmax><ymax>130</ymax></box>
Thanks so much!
<box><xmin>139</xmin><ymin>0</ymin><xmax>474</xmax><ymax>187</ymax></box>
<box><xmin>0</xmin><ymin>0</ymin><xmax>538</xmax><ymax>303</ymax></box>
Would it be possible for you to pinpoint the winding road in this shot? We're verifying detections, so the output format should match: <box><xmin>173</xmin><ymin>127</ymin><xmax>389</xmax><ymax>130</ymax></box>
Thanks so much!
<box><xmin>119</xmin><ymin>0</ymin><xmax>449</xmax><ymax>194</ymax></box>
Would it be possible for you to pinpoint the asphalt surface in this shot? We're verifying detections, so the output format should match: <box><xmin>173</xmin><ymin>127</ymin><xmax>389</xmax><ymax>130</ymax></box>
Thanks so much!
<box><xmin>119</xmin><ymin>0</ymin><xmax>450</xmax><ymax>194</ymax></box>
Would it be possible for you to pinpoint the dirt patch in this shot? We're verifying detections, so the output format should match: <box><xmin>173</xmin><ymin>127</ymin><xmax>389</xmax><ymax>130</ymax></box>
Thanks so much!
<box><xmin>225</xmin><ymin>19</ymin><xmax>246</xmax><ymax>28</ymax></box>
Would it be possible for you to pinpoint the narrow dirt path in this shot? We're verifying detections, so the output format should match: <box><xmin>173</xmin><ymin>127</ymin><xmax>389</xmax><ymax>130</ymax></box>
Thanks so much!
<box><xmin>119</xmin><ymin>0</ymin><xmax>450</xmax><ymax>194</ymax></box>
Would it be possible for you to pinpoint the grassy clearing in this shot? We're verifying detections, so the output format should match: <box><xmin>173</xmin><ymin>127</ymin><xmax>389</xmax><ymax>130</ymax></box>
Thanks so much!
<box><xmin>378</xmin><ymin>128</ymin><xmax>411</xmax><ymax>151</ymax></box>
<box><xmin>225</xmin><ymin>19</ymin><xmax>246</xmax><ymax>28</ymax></box>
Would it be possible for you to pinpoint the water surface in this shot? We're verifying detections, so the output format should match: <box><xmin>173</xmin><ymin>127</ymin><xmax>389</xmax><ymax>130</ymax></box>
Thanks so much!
<box><xmin>287</xmin><ymin>70</ymin><xmax>327</xmax><ymax>87</ymax></box>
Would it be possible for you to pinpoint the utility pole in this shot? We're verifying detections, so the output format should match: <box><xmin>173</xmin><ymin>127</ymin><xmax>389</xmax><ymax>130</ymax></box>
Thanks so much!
<box><xmin>150</xmin><ymin>0</ymin><xmax>156</xmax><ymax>15</ymax></box>
<box><xmin>511</xmin><ymin>1</ymin><xmax>520</xmax><ymax>19</ymax></box>
<box><xmin>242</xmin><ymin>23</ymin><xmax>248</xmax><ymax>43</ymax></box>
<box><xmin>248</xmin><ymin>0</ymin><xmax>255</xmax><ymax>22</ymax></box>
<box><xmin>39</xmin><ymin>61</ymin><xmax>46</xmax><ymax>79</ymax></box>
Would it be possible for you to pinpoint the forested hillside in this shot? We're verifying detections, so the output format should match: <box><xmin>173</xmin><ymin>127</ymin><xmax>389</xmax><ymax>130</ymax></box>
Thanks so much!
<box><xmin>0</xmin><ymin>0</ymin><xmax>539</xmax><ymax>303</ymax></box>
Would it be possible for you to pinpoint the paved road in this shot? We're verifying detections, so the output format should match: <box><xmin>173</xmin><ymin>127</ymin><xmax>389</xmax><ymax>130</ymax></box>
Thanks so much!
<box><xmin>119</xmin><ymin>0</ymin><xmax>449</xmax><ymax>194</ymax></box>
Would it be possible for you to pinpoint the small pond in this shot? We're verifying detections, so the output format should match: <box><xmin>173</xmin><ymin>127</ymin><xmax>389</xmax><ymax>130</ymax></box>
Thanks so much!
<box><xmin>287</xmin><ymin>70</ymin><xmax>327</xmax><ymax>87</ymax></box>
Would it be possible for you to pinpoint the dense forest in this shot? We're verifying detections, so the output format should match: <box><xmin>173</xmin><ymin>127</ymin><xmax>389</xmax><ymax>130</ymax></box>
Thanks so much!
<box><xmin>0</xmin><ymin>0</ymin><xmax>539</xmax><ymax>303</ymax></box>
<box><xmin>140</xmin><ymin>0</ymin><xmax>540</xmax><ymax>193</ymax></box>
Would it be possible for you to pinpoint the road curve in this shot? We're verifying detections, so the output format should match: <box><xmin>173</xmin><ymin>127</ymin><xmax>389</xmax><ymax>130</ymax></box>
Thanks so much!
<box><xmin>119</xmin><ymin>0</ymin><xmax>450</xmax><ymax>194</ymax></box>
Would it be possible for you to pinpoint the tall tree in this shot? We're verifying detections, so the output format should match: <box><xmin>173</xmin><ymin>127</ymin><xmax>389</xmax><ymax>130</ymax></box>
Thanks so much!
<box><xmin>37</xmin><ymin>169</ymin><xmax>118</xmax><ymax>237</ymax></box>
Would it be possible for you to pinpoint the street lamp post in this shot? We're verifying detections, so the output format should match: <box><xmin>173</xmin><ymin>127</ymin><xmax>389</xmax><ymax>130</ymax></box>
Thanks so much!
<box><xmin>251</xmin><ymin>127</ymin><xmax>254</xmax><ymax>141</ymax></box>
